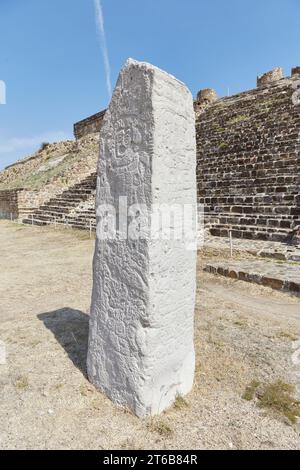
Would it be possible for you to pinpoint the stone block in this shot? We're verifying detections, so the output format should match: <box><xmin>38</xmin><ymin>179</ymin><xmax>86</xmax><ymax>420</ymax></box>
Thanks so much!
<box><xmin>87</xmin><ymin>59</ymin><xmax>197</xmax><ymax>418</ymax></box>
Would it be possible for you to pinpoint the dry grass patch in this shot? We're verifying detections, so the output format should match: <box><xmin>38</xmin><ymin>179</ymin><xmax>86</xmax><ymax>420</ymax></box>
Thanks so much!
<box><xmin>147</xmin><ymin>420</ymin><xmax>174</xmax><ymax>437</ymax></box>
<box><xmin>79</xmin><ymin>383</ymin><xmax>96</xmax><ymax>397</ymax></box>
<box><xmin>243</xmin><ymin>379</ymin><xmax>300</xmax><ymax>425</ymax></box>
<box><xmin>174</xmin><ymin>395</ymin><xmax>189</xmax><ymax>410</ymax></box>
<box><xmin>277</xmin><ymin>331</ymin><xmax>299</xmax><ymax>341</ymax></box>
<box><xmin>258</xmin><ymin>381</ymin><xmax>300</xmax><ymax>425</ymax></box>
<box><xmin>53</xmin><ymin>383</ymin><xmax>64</xmax><ymax>391</ymax></box>
<box><xmin>14</xmin><ymin>376</ymin><xmax>29</xmax><ymax>391</ymax></box>
<box><xmin>242</xmin><ymin>380</ymin><xmax>261</xmax><ymax>401</ymax></box>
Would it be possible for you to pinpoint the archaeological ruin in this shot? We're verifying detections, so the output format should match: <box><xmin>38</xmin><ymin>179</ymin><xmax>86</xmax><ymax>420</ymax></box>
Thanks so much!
<box><xmin>0</xmin><ymin>67</ymin><xmax>299</xmax><ymax>246</ymax></box>
<box><xmin>87</xmin><ymin>59</ymin><xmax>197</xmax><ymax>417</ymax></box>
<box><xmin>195</xmin><ymin>67</ymin><xmax>300</xmax><ymax>245</ymax></box>
<box><xmin>74</xmin><ymin>110</ymin><xmax>106</xmax><ymax>140</ymax></box>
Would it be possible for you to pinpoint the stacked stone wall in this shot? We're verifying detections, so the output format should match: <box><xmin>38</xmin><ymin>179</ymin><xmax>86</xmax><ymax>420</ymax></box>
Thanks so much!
<box><xmin>74</xmin><ymin>110</ymin><xmax>106</xmax><ymax>140</ymax></box>
<box><xmin>17</xmin><ymin>190</ymin><xmax>56</xmax><ymax>220</ymax></box>
<box><xmin>196</xmin><ymin>70</ymin><xmax>300</xmax><ymax>243</ymax></box>
<box><xmin>21</xmin><ymin>173</ymin><xmax>97</xmax><ymax>229</ymax></box>
<box><xmin>0</xmin><ymin>190</ymin><xmax>19</xmax><ymax>219</ymax></box>
<box><xmin>0</xmin><ymin>188</ymin><xmax>64</xmax><ymax>221</ymax></box>
<box><xmin>2</xmin><ymin>68</ymin><xmax>299</xmax><ymax>244</ymax></box>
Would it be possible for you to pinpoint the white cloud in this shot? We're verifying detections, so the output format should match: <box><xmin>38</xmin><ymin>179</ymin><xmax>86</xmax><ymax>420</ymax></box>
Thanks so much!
<box><xmin>0</xmin><ymin>80</ymin><xmax>6</xmax><ymax>105</ymax></box>
<box><xmin>94</xmin><ymin>0</ymin><xmax>112</xmax><ymax>98</ymax></box>
<box><xmin>0</xmin><ymin>131</ymin><xmax>70</xmax><ymax>154</ymax></box>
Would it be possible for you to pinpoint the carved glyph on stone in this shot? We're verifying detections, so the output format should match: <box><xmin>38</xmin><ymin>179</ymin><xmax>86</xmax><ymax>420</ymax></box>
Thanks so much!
<box><xmin>87</xmin><ymin>59</ymin><xmax>197</xmax><ymax>417</ymax></box>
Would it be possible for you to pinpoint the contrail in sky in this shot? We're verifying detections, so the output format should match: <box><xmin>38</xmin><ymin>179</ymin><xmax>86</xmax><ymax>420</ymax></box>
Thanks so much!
<box><xmin>94</xmin><ymin>0</ymin><xmax>112</xmax><ymax>98</ymax></box>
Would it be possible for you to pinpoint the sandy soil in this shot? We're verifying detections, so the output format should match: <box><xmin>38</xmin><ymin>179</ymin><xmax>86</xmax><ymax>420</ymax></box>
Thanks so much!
<box><xmin>0</xmin><ymin>220</ymin><xmax>300</xmax><ymax>450</ymax></box>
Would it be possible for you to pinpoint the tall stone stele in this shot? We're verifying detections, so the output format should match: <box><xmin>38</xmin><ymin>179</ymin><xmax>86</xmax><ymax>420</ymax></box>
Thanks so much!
<box><xmin>87</xmin><ymin>59</ymin><xmax>197</xmax><ymax>418</ymax></box>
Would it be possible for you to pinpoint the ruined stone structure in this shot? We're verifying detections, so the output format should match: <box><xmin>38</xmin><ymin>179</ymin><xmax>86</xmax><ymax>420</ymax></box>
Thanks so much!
<box><xmin>74</xmin><ymin>110</ymin><xmax>106</xmax><ymax>140</ymax></box>
<box><xmin>0</xmin><ymin>190</ymin><xmax>19</xmax><ymax>220</ymax></box>
<box><xmin>0</xmin><ymin>135</ymin><xmax>99</xmax><ymax>229</ymax></box>
<box><xmin>1</xmin><ymin>67</ymin><xmax>299</xmax><ymax>245</ymax></box>
<box><xmin>0</xmin><ymin>188</ymin><xmax>47</xmax><ymax>220</ymax></box>
<box><xmin>257</xmin><ymin>67</ymin><xmax>284</xmax><ymax>88</ymax></box>
<box><xmin>195</xmin><ymin>67</ymin><xmax>300</xmax><ymax>243</ymax></box>
<box><xmin>87</xmin><ymin>59</ymin><xmax>197</xmax><ymax>417</ymax></box>
<box><xmin>22</xmin><ymin>173</ymin><xmax>97</xmax><ymax>229</ymax></box>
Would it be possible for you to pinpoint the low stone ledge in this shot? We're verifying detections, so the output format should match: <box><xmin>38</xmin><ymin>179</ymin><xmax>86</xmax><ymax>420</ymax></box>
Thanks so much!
<box><xmin>204</xmin><ymin>260</ymin><xmax>300</xmax><ymax>295</ymax></box>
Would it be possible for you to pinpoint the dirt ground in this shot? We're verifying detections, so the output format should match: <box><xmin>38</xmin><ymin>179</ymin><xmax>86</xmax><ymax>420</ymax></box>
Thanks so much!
<box><xmin>1</xmin><ymin>220</ymin><xmax>300</xmax><ymax>450</ymax></box>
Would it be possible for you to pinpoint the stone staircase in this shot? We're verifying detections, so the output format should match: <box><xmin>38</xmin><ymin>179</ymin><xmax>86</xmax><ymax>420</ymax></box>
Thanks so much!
<box><xmin>199</xmin><ymin>173</ymin><xmax>300</xmax><ymax>242</ymax></box>
<box><xmin>22</xmin><ymin>173</ymin><xmax>97</xmax><ymax>230</ymax></box>
<box><xmin>196</xmin><ymin>73</ymin><xmax>300</xmax><ymax>244</ymax></box>
<box><xmin>200</xmin><ymin>191</ymin><xmax>300</xmax><ymax>243</ymax></box>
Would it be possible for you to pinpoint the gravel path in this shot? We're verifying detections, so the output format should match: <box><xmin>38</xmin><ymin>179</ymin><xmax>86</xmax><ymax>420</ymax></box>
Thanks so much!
<box><xmin>1</xmin><ymin>221</ymin><xmax>300</xmax><ymax>450</ymax></box>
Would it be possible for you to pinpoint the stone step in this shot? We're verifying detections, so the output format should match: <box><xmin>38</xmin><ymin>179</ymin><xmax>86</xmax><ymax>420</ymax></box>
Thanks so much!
<box><xmin>202</xmin><ymin>233</ymin><xmax>300</xmax><ymax>262</ymax></box>
<box><xmin>58</xmin><ymin>220</ymin><xmax>96</xmax><ymax>229</ymax></box>
<box><xmin>22</xmin><ymin>216</ymin><xmax>96</xmax><ymax>230</ymax></box>
<box><xmin>201</xmin><ymin>163</ymin><xmax>300</xmax><ymax>181</ymax></box>
<box><xmin>201</xmin><ymin>174</ymin><xmax>300</xmax><ymax>190</ymax></box>
<box><xmin>29</xmin><ymin>209</ymin><xmax>94</xmax><ymax>221</ymax></box>
<box><xmin>199</xmin><ymin>194</ymin><xmax>299</xmax><ymax>206</ymax></box>
<box><xmin>203</xmin><ymin>205</ymin><xmax>300</xmax><ymax>216</ymax></box>
<box><xmin>65</xmin><ymin>219</ymin><xmax>96</xmax><ymax>227</ymax></box>
<box><xmin>34</xmin><ymin>210</ymin><xmax>71</xmax><ymax>218</ymax></box>
<box><xmin>44</xmin><ymin>195</ymin><xmax>93</xmax><ymax>206</ymax></box>
<box><xmin>24</xmin><ymin>214</ymin><xmax>63</xmax><ymax>222</ymax></box>
<box><xmin>40</xmin><ymin>199</ymin><xmax>89</xmax><ymax>209</ymax></box>
<box><xmin>54</xmin><ymin>193</ymin><xmax>94</xmax><ymax>202</ymax></box>
<box><xmin>23</xmin><ymin>209</ymin><xmax>96</xmax><ymax>225</ymax></box>
<box><xmin>200</xmin><ymin>157</ymin><xmax>300</xmax><ymax>175</ymax></box>
<box><xmin>198</xmin><ymin>146</ymin><xmax>299</xmax><ymax>164</ymax></box>
<box><xmin>208</xmin><ymin>221</ymin><xmax>293</xmax><ymax>233</ymax></box>
<box><xmin>57</xmin><ymin>189</ymin><xmax>95</xmax><ymax>196</ymax></box>
<box><xmin>65</xmin><ymin>212</ymin><xmax>96</xmax><ymax>219</ymax></box>
<box><xmin>20</xmin><ymin>171</ymin><xmax>98</xmax><ymax>230</ymax></box>
<box><xmin>199</xmin><ymin>155</ymin><xmax>300</xmax><ymax>173</ymax></box>
<box><xmin>205</xmin><ymin>214</ymin><xmax>298</xmax><ymax>230</ymax></box>
<box><xmin>23</xmin><ymin>218</ymin><xmax>47</xmax><ymax>227</ymax></box>
<box><xmin>61</xmin><ymin>184</ymin><xmax>96</xmax><ymax>193</ymax></box>
<box><xmin>69</xmin><ymin>208</ymin><xmax>95</xmax><ymax>214</ymax></box>
<box><xmin>205</xmin><ymin>210</ymin><xmax>299</xmax><ymax>223</ymax></box>
<box><xmin>204</xmin><ymin>260</ymin><xmax>300</xmax><ymax>295</ymax></box>
<box><xmin>209</xmin><ymin>223</ymin><xmax>293</xmax><ymax>242</ymax></box>
<box><xmin>37</xmin><ymin>206</ymin><xmax>71</xmax><ymax>213</ymax></box>
<box><xmin>199</xmin><ymin>184</ymin><xmax>300</xmax><ymax>197</ymax></box>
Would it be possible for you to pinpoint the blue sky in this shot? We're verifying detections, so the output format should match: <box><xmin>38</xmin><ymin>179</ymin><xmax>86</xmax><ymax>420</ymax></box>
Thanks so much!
<box><xmin>0</xmin><ymin>0</ymin><xmax>300</xmax><ymax>169</ymax></box>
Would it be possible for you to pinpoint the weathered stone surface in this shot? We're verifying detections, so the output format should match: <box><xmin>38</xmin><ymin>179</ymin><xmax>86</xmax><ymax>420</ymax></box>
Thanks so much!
<box><xmin>202</xmin><ymin>232</ymin><xmax>300</xmax><ymax>262</ymax></box>
<box><xmin>257</xmin><ymin>67</ymin><xmax>284</xmax><ymax>87</ymax></box>
<box><xmin>196</xmin><ymin>72</ymin><xmax>300</xmax><ymax>243</ymax></box>
<box><xmin>87</xmin><ymin>59</ymin><xmax>197</xmax><ymax>417</ymax></box>
<box><xmin>0</xmin><ymin>190</ymin><xmax>19</xmax><ymax>220</ymax></box>
<box><xmin>204</xmin><ymin>260</ymin><xmax>300</xmax><ymax>295</ymax></box>
<box><xmin>11</xmin><ymin>68</ymin><xmax>299</xmax><ymax>242</ymax></box>
<box><xmin>74</xmin><ymin>110</ymin><xmax>106</xmax><ymax>140</ymax></box>
<box><xmin>292</xmin><ymin>66</ymin><xmax>300</xmax><ymax>77</ymax></box>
